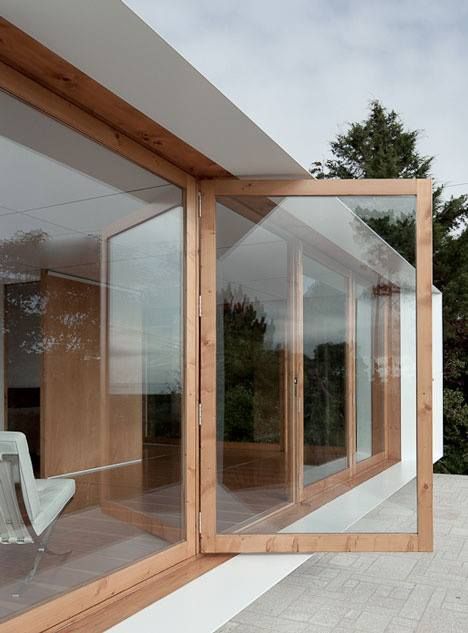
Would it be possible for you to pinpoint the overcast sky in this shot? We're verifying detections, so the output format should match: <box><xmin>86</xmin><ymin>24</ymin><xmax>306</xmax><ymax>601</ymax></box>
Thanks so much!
<box><xmin>127</xmin><ymin>0</ymin><xmax>468</xmax><ymax>198</ymax></box>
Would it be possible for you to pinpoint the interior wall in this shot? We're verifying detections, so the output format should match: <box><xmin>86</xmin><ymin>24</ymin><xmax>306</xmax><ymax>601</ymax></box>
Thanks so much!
<box><xmin>41</xmin><ymin>272</ymin><xmax>102</xmax><ymax>477</ymax></box>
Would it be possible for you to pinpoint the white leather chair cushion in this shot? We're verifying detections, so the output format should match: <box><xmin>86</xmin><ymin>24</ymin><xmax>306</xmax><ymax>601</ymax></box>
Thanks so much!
<box><xmin>32</xmin><ymin>478</ymin><xmax>76</xmax><ymax>537</ymax></box>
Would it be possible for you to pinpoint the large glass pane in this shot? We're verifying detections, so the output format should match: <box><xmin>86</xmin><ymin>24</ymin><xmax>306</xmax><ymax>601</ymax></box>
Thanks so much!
<box><xmin>216</xmin><ymin>202</ymin><xmax>291</xmax><ymax>533</ymax></box>
<box><xmin>0</xmin><ymin>90</ymin><xmax>185</xmax><ymax>620</ymax></box>
<box><xmin>355</xmin><ymin>282</ymin><xmax>374</xmax><ymax>462</ymax></box>
<box><xmin>303</xmin><ymin>257</ymin><xmax>348</xmax><ymax>485</ymax></box>
<box><xmin>215</xmin><ymin>193</ymin><xmax>416</xmax><ymax>535</ymax></box>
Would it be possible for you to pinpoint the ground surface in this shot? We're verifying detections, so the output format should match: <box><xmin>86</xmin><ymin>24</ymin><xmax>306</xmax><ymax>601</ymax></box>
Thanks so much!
<box><xmin>217</xmin><ymin>474</ymin><xmax>468</xmax><ymax>633</ymax></box>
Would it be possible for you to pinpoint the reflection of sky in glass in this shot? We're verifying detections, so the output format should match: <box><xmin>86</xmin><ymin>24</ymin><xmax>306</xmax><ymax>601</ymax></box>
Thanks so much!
<box><xmin>108</xmin><ymin>207</ymin><xmax>184</xmax><ymax>395</ymax></box>
<box><xmin>303</xmin><ymin>257</ymin><xmax>346</xmax><ymax>352</ymax></box>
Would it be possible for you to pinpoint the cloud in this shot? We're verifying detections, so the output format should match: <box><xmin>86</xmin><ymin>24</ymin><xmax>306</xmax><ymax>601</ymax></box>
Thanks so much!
<box><xmin>126</xmin><ymin>0</ymin><xmax>468</xmax><ymax>197</ymax></box>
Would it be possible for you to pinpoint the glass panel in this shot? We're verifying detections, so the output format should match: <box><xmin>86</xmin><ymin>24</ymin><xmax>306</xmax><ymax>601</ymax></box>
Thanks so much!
<box><xmin>0</xmin><ymin>90</ymin><xmax>185</xmax><ymax>621</ymax></box>
<box><xmin>107</xmin><ymin>208</ymin><xmax>184</xmax><ymax>523</ymax></box>
<box><xmin>216</xmin><ymin>202</ymin><xmax>291</xmax><ymax>533</ymax></box>
<box><xmin>355</xmin><ymin>280</ymin><xmax>387</xmax><ymax>462</ymax></box>
<box><xmin>303</xmin><ymin>256</ymin><xmax>348</xmax><ymax>485</ymax></box>
<box><xmin>215</xmin><ymin>193</ymin><xmax>416</xmax><ymax>535</ymax></box>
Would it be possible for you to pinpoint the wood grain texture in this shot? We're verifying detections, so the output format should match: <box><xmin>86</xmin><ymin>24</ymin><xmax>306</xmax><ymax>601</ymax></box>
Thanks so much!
<box><xmin>184</xmin><ymin>177</ymin><xmax>200</xmax><ymax>555</ymax></box>
<box><xmin>0</xmin><ymin>59</ymin><xmax>190</xmax><ymax>189</ymax></box>
<box><xmin>42</xmin><ymin>554</ymin><xmax>231</xmax><ymax>633</ymax></box>
<box><xmin>199</xmin><ymin>181</ymin><xmax>218</xmax><ymax>551</ymax></box>
<box><xmin>0</xmin><ymin>18</ymin><xmax>230</xmax><ymax>179</ymax></box>
<box><xmin>209</xmin><ymin>532</ymin><xmax>419</xmax><ymax>553</ymax></box>
<box><xmin>209</xmin><ymin>179</ymin><xmax>419</xmax><ymax>196</ymax></box>
<box><xmin>416</xmin><ymin>179</ymin><xmax>433</xmax><ymax>551</ymax></box>
<box><xmin>40</xmin><ymin>272</ymin><xmax>104</xmax><ymax>477</ymax></box>
<box><xmin>0</xmin><ymin>541</ymin><xmax>197</xmax><ymax>633</ymax></box>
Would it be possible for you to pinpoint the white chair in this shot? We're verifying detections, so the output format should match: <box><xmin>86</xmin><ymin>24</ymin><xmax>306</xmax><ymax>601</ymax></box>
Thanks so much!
<box><xmin>0</xmin><ymin>431</ymin><xmax>75</xmax><ymax>593</ymax></box>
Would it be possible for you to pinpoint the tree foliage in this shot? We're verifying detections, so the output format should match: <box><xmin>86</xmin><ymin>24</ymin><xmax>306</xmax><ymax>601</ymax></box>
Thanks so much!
<box><xmin>311</xmin><ymin>100</ymin><xmax>433</xmax><ymax>180</ymax></box>
<box><xmin>313</xmin><ymin>100</ymin><xmax>468</xmax><ymax>474</ymax></box>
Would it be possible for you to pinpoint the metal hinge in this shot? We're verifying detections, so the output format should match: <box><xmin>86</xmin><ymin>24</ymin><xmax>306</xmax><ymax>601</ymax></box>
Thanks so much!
<box><xmin>197</xmin><ymin>190</ymin><xmax>202</xmax><ymax>217</ymax></box>
<box><xmin>198</xmin><ymin>511</ymin><xmax>202</xmax><ymax>533</ymax></box>
<box><xmin>198</xmin><ymin>402</ymin><xmax>203</xmax><ymax>426</ymax></box>
<box><xmin>198</xmin><ymin>294</ymin><xmax>202</xmax><ymax>318</ymax></box>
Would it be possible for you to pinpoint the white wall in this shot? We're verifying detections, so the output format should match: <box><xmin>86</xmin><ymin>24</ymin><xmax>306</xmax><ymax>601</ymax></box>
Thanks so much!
<box><xmin>433</xmin><ymin>291</ymin><xmax>444</xmax><ymax>462</ymax></box>
<box><xmin>400</xmin><ymin>290</ymin><xmax>417</xmax><ymax>463</ymax></box>
<box><xmin>399</xmin><ymin>290</ymin><xmax>443</xmax><ymax>465</ymax></box>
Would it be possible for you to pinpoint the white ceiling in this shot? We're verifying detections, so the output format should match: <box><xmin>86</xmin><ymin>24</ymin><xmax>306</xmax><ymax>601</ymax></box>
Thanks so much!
<box><xmin>0</xmin><ymin>91</ymin><xmax>183</xmax><ymax>284</ymax></box>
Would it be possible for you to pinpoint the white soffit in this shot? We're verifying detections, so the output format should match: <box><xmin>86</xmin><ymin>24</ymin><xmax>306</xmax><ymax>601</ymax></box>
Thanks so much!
<box><xmin>0</xmin><ymin>0</ymin><xmax>310</xmax><ymax>179</ymax></box>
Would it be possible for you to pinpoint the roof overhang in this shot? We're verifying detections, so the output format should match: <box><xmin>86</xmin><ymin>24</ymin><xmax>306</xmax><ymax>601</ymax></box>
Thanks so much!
<box><xmin>0</xmin><ymin>0</ymin><xmax>310</xmax><ymax>179</ymax></box>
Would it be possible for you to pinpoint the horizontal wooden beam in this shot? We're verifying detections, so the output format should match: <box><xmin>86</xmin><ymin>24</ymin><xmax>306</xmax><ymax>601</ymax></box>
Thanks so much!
<box><xmin>0</xmin><ymin>60</ymin><xmax>190</xmax><ymax>189</ymax></box>
<box><xmin>208</xmin><ymin>178</ymin><xmax>420</xmax><ymax>196</ymax></box>
<box><xmin>0</xmin><ymin>17</ymin><xmax>231</xmax><ymax>179</ymax></box>
<box><xmin>203</xmin><ymin>532</ymin><xmax>419</xmax><ymax>553</ymax></box>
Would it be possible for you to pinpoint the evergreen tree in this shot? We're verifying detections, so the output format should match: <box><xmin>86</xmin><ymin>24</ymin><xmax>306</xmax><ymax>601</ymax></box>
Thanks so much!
<box><xmin>312</xmin><ymin>100</ymin><xmax>468</xmax><ymax>474</ymax></box>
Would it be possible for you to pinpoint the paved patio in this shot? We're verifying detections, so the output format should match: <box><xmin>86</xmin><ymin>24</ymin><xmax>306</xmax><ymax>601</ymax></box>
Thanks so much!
<box><xmin>216</xmin><ymin>474</ymin><xmax>468</xmax><ymax>633</ymax></box>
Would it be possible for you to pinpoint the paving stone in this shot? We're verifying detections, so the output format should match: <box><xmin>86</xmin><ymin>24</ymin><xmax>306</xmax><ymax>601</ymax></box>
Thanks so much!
<box><xmin>387</xmin><ymin>616</ymin><xmax>418</xmax><ymax>632</ymax></box>
<box><xmin>217</xmin><ymin>624</ymin><xmax>240</xmax><ymax>632</ymax></box>
<box><xmin>354</xmin><ymin>606</ymin><xmax>394</xmax><ymax>632</ymax></box>
<box><xmin>215</xmin><ymin>476</ymin><xmax>468</xmax><ymax>633</ymax></box>
<box><xmin>365</xmin><ymin>555</ymin><xmax>418</xmax><ymax>580</ymax></box>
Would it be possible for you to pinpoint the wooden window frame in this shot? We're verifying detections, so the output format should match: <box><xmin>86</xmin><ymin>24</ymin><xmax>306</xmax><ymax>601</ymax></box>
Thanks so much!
<box><xmin>200</xmin><ymin>178</ymin><xmax>433</xmax><ymax>554</ymax></box>
<box><xmin>0</xmin><ymin>63</ymin><xmax>200</xmax><ymax>633</ymax></box>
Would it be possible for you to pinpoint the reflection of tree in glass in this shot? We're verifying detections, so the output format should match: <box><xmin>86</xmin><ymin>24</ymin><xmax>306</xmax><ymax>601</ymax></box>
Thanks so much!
<box><xmin>353</xmin><ymin>205</ymin><xmax>416</xmax><ymax>267</ymax></box>
<box><xmin>0</xmin><ymin>229</ymin><xmax>46</xmax><ymax>283</ymax></box>
<box><xmin>220</xmin><ymin>284</ymin><xmax>282</xmax><ymax>443</ymax></box>
<box><xmin>146</xmin><ymin>377</ymin><xmax>181</xmax><ymax>441</ymax></box>
<box><xmin>302</xmin><ymin>278</ymin><xmax>346</xmax><ymax>455</ymax></box>
<box><xmin>0</xmin><ymin>230</ymin><xmax>99</xmax><ymax>355</ymax></box>
<box><xmin>304</xmin><ymin>342</ymin><xmax>346</xmax><ymax>450</ymax></box>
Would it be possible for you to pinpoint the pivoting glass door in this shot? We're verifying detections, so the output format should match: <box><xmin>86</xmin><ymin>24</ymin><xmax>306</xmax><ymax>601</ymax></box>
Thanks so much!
<box><xmin>199</xmin><ymin>178</ymin><xmax>433</xmax><ymax>554</ymax></box>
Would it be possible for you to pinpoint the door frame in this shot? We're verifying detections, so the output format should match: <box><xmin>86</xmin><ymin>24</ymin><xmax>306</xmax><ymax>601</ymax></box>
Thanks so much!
<box><xmin>199</xmin><ymin>178</ymin><xmax>433</xmax><ymax>553</ymax></box>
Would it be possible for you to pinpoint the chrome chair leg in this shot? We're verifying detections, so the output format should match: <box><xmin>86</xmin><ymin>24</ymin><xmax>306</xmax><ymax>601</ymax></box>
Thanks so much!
<box><xmin>12</xmin><ymin>522</ymin><xmax>56</xmax><ymax>598</ymax></box>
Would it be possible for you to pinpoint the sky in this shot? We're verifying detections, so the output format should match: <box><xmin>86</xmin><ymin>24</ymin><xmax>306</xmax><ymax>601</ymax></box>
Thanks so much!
<box><xmin>126</xmin><ymin>0</ymin><xmax>468</xmax><ymax>198</ymax></box>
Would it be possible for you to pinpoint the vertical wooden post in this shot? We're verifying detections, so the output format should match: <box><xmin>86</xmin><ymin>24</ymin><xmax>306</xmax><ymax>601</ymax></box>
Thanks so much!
<box><xmin>416</xmin><ymin>179</ymin><xmax>433</xmax><ymax>551</ymax></box>
<box><xmin>199</xmin><ymin>181</ymin><xmax>217</xmax><ymax>551</ymax></box>
<box><xmin>184</xmin><ymin>177</ymin><xmax>199</xmax><ymax>554</ymax></box>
